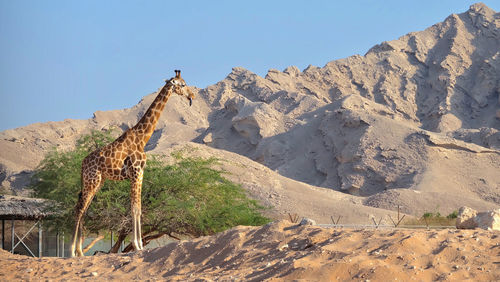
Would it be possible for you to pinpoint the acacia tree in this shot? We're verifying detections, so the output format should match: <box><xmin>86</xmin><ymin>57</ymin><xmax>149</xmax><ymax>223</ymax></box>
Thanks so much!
<box><xmin>31</xmin><ymin>130</ymin><xmax>269</xmax><ymax>253</ymax></box>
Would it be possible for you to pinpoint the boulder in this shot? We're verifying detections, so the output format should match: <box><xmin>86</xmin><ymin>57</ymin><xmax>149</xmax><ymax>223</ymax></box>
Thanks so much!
<box><xmin>299</xmin><ymin>218</ymin><xmax>316</xmax><ymax>226</ymax></box>
<box><xmin>456</xmin><ymin>206</ymin><xmax>500</xmax><ymax>231</ymax></box>
<box><xmin>456</xmin><ymin>206</ymin><xmax>478</xmax><ymax>229</ymax></box>
<box><xmin>475</xmin><ymin>209</ymin><xmax>500</xmax><ymax>231</ymax></box>
<box><xmin>203</xmin><ymin>132</ymin><xmax>213</xmax><ymax>144</ymax></box>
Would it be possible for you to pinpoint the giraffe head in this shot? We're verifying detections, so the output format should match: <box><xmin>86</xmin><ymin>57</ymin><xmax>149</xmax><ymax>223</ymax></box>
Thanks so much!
<box><xmin>166</xmin><ymin>70</ymin><xmax>195</xmax><ymax>106</ymax></box>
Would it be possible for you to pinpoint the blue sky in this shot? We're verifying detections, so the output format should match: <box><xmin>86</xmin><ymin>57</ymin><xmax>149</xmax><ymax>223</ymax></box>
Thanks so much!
<box><xmin>1</xmin><ymin>1</ymin><xmax>498</xmax><ymax>131</ymax></box>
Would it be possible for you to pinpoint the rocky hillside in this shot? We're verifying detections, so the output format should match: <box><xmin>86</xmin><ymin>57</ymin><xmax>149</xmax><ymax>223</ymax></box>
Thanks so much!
<box><xmin>1</xmin><ymin>3</ymin><xmax>499</xmax><ymax>220</ymax></box>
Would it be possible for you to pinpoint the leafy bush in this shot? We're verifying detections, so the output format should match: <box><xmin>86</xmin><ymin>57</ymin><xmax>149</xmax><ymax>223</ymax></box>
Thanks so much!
<box><xmin>31</xmin><ymin>130</ymin><xmax>269</xmax><ymax>252</ymax></box>
<box><xmin>446</xmin><ymin>210</ymin><xmax>458</xmax><ymax>219</ymax></box>
<box><xmin>404</xmin><ymin>210</ymin><xmax>458</xmax><ymax>227</ymax></box>
<box><xmin>422</xmin><ymin>211</ymin><xmax>441</xmax><ymax>219</ymax></box>
<box><xmin>422</xmin><ymin>212</ymin><xmax>434</xmax><ymax>219</ymax></box>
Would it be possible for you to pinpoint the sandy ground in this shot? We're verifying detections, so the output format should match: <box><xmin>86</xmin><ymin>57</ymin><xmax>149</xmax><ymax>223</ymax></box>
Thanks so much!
<box><xmin>1</xmin><ymin>220</ymin><xmax>499</xmax><ymax>281</ymax></box>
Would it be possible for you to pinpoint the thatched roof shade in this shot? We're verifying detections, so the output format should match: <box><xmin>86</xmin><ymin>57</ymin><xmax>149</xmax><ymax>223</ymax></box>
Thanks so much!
<box><xmin>0</xmin><ymin>195</ymin><xmax>54</xmax><ymax>220</ymax></box>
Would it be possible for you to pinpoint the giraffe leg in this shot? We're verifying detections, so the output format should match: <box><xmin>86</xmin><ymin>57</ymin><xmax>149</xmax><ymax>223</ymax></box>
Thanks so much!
<box><xmin>70</xmin><ymin>192</ymin><xmax>85</xmax><ymax>257</ymax></box>
<box><xmin>71</xmin><ymin>198</ymin><xmax>92</xmax><ymax>257</ymax></box>
<box><xmin>137</xmin><ymin>213</ymin><xmax>143</xmax><ymax>249</ymax></box>
<box><xmin>70</xmin><ymin>220</ymin><xmax>80</xmax><ymax>257</ymax></box>
<box><xmin>70</xmin><ymin>174</ymin><xmax>101</xmax><ymax>257</ymax></box>
<box><xmin>130</xmin><ymin>168</ymin><xmax>144</xmax><ymax>251</ymax></box>
<box><xmin>77</xmin><ymin>221</ymin><xmax>84</xmax><ymax>256</ymax></box>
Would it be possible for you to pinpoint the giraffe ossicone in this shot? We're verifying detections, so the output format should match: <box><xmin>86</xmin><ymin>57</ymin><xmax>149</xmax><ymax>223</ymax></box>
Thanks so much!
<box><xmin>70</xmin><ymin>70</ymin><xmax>195</xmax><ymax>257</ymax></box>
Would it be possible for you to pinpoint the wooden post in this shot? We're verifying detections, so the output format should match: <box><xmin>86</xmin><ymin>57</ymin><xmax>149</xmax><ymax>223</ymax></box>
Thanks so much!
<box><xmin>11</xmin><ymin>220</ymin><xmax>14</xmax><ymax>253</ymax></box>
<box><xmin>38</xmin><ymin>221</ymin><xmax>42</xmax><ymax>257</ymax></box>
<box><xmin>1</xmin><ymin>219</ymin><xmax>4</xmax><ymax>250</ymax></box>
<box><xmin>61</xmin><ymin>232</ymin><xmax>65</xmax><ymax>258</ymax></box>
<box><xmin>56</xmin><ymin>232</ymin><xmax>60</xmax><ymax>257</ymax></box>
<box><xmin>398</xmin><ymin>205</ymin><xmax>400</xmax><ymax>222</ymax></box>
<box><xmin>111</xmin><ymin>231</ymin><xmax>114</xmax><ymax>250</ymax></box>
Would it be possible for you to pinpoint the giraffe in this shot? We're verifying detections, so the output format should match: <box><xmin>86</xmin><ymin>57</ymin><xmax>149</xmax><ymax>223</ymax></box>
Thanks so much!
<box><xmin>70</xmin><ymin>70</ymin><xmax>195</xmax><ymax>257</ymax></box>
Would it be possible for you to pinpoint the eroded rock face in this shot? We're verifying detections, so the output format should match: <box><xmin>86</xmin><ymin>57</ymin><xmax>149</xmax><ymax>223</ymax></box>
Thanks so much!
<box><xmin>200</xmin><ymin>4</ymin><xmax>500</xmax><ymax>201</ymax></box>
<box><xmin>226</xmin><ymin>96</ymin><xmax>285</xmax><ymax>145</ymax></box>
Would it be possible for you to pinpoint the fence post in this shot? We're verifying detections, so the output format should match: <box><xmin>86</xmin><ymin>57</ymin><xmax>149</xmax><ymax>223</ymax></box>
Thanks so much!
<box><xmin>11</xmin><ymin>220</ymin><xmax>14</xmax><ymax>253</ymax></box>
<box><xmin>372</xmin><ymin>217</ymin><xmax>383</xmax><ymax>228</ymax></box>
<box><xmin>61</xmin><ymin>232</ymin><xmax>65</xmax><ymax>257</ymax></box>
<box><xmin>1</xmin><ymin>219</ymin><xmax>4</xmax><ymax>250</ymax></box>
<box><xmin>331</xmin><ymin>215</ymin><xmax>342</xmax><ymax>226</ymax></box>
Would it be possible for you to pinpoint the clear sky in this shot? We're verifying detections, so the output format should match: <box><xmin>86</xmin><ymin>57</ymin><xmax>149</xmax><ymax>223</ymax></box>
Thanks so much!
<box><xmin>1</xmin><ymin>1</ymin><xmax>498</xmax><ymax>131</ymax></box>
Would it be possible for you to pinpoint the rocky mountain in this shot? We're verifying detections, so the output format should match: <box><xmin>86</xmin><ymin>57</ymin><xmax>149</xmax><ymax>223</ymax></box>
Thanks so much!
<box><xmin>1</xmin><ymin>3</ymin><xmax>499</xmax><ymax>221</ymax></box>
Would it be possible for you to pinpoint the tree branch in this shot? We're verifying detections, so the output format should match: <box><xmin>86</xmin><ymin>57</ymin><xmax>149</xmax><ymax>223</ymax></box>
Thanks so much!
<box><xmin>122</xmin><ymin>231</ymin><xmax>176</xmax><ymax>253</ymax></box>
<box><xmin>83</xmin><ymin>235</ymin><xmax>104</xmax><ymax>254</ymax></box>
<box><xmin>167</xmin><ymin>233</ymin><xmax>182</xmax><ymax>241</ymax></box>
<box><xmin>109</xmin><ymin>231</ymin><xmax>128</xmax><ymax>253</ymax></box>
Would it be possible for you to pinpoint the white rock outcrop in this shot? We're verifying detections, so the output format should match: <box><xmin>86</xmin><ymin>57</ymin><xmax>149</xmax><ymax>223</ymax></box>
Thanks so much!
<box><xmin>475</xmin><ymin>209</ymin><xmax>500</xmax><ymax>231</ymax></box>
<box><xmin>456</xmin><ymin>206</ymin><xmax>500</xmax><ymax>231</ymax></box>
<box><xmin>456</xmin><ymin>206</ymin><xmax>478</xmax><ymax>229</ymax></box>
<box><xmin>299</xmin><ymin>218</ymin><xmax>316</xmax><ymax>226</ymax></box>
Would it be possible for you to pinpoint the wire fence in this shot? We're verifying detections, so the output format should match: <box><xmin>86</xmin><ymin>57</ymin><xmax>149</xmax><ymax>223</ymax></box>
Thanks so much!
<box><xmin>317</xmin><ymin>224</ymin><xmax>456</xmax><ymax>230</ymax></box>
<box><xmin>288</xmin><ymin>205</ymin><xmax>458</xmax><ymax>230</ymax></box>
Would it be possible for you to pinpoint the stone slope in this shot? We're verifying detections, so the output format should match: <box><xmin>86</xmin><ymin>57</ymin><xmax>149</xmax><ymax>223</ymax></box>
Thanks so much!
<box><xmin>198</xmin><ymin>3</ymin><xmax>500</xmax><ymax>212</ymax></box>
<box><xmin>0</xmin><ymin>3</ymin><xmax>499</xmax><ymax>217</ymax></box>
<box><xmin>151</xmin><ymin>142</ymin><xmax>403</xmax><ymax>224</ymax></box>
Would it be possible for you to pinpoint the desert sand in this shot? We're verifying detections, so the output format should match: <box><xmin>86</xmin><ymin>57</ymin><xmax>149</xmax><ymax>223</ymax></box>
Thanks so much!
<box><xmin>1</xmin><ymin>220</ymin><xmax>499</xmax><ymax>281</ymax></box>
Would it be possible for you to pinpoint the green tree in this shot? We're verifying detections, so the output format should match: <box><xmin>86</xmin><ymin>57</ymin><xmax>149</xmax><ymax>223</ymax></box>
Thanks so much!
<box><xmin>31</xmin><ymin>130</ymin><xmax>269</xmax><ymax>253</ymax></box>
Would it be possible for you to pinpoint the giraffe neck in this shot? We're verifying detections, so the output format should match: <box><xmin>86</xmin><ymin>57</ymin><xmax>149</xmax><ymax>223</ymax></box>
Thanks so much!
<box><xmin>132</xmin><ymin>83</ymin><xmax>173</xmax><ymax>146</ymax></box>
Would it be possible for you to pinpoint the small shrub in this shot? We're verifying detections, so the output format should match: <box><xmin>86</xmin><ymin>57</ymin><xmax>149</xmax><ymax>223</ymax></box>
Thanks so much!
<box><xmin>403</xmin><ymin>210</ymin><xmax>457</xmax><ymax>227</ymax></box>
<box><xmin>446</xmin><ymin>210</ymin><xmax>458</xmax><ymax>219</ymax></box>
<box><xmin>422</xmin><ymin>212</ymin><xmax>434</xmax><ymax>218</ymax></box>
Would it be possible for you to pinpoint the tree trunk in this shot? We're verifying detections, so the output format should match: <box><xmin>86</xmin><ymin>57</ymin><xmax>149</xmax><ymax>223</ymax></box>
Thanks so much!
<box><xmin>122</xmin><ymin>231</ymin><xmax>172</xmax><ymax>253</ymax></box>
<box><xmin>109</xmin><ymin>231</ymin><xmax>128</xmax><ymax>253</ymax></box>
